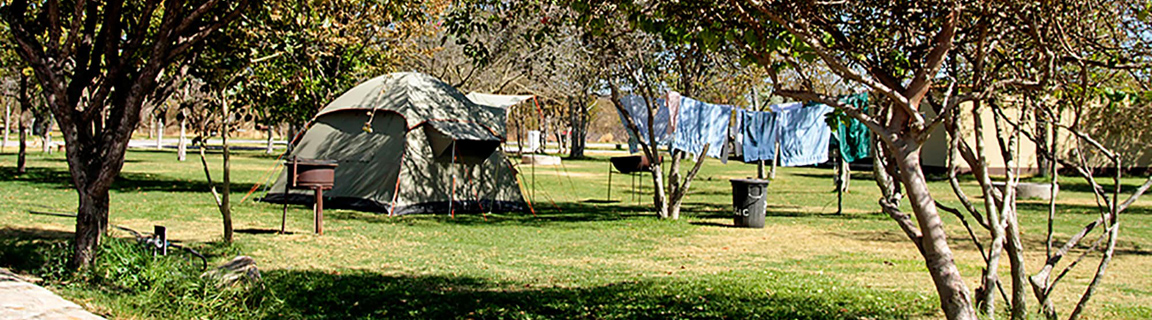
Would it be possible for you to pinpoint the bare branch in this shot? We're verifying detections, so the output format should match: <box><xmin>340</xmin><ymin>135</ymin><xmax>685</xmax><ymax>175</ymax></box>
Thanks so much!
<box><xmin>731</xmin><ymin>0</ymin><xmax>916</xmax><ymax>117</ymax></box>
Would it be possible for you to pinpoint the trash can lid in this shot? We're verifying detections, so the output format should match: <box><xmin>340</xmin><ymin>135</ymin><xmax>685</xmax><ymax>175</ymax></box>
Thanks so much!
<box><xmin>729</xmin><ymin>178</ymin><xmax>770</xmax><ymax>185</ymax></box>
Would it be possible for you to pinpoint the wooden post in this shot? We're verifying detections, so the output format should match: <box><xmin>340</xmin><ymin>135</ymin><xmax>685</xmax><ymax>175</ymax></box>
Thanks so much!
<box><xmin>177</xmin><ymin>113</ymin><xmax>187</xmax><ymax>161</ymax></box>
<box><xmin>281</xmin><ymin>157</ymin><xmax>293</xmax><ymax>234</ymax></box>
<box><xmin>221</xmin><ymin>91</ymin><xmax>233</xmax><ymax>243</ymax></box>
<box><xmin>606</xmin><ymin>161</ymin><xmax>613</xmax><ymax>201</ymax></box>
<box><xmin>3</xmin><ymin>98</ymin><xmax>10</xmax><ymax>152</ymax></box>
<box><xmin>313</xmin><ymin>187</ymin><xmax>324</xmax><ymax>235</ymax></box>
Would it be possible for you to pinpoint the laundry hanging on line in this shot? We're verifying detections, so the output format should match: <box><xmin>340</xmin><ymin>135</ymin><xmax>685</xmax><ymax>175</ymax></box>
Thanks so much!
<box><xmin>672</xmin><ymin>96</ymin><xmax>732</xmax><ymax>161</ymax></box>
<box><xmin>667</xmin><ymin>91</ymin><xmax>682</xmax><ymax>132</ymax></box>
<box><xmin>836</xmin><ymin>93</ymin><xmax>871</xmax><ymax>163</ymax></box>
<box><xmin>612</xmin><ymin>90</ymin><xmax>868</xmax><ymax>169</ymax></box>
<box><xmin>615</xmin><ymin>95</ymin><xmax>672</xmax><ymax>153</ymax></box>
<box><xmin>777</xmin><ymin>103</ymin><xmax>834</xmax><ymax>167</ymax></box>
<box><xmin>741</xmin><ymin>102</ymin><xmax>833</xmax><ymax>167</ymax></box>
<box><xmin>741</xmin><ymin>109</ymin><xmax>776</xmax><ymax>163</ymax></box>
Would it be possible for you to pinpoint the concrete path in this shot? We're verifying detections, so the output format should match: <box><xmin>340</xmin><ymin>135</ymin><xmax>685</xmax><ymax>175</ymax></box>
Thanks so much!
<box><xmin>0</xmin><ymin>269</ymin><xmax>104</xmax><ymax>320</ymax></box>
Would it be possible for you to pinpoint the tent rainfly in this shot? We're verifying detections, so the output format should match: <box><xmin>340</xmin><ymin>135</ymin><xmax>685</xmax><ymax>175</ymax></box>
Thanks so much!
<box><xmin>465</xmin><ymin>92</ymin><xmax>535</xmax><ymax>110</ymax></box>
<box><xmin>262</xmin><ymin>72</ymin><xmax>527</xmax><ymax>215</ymax></box>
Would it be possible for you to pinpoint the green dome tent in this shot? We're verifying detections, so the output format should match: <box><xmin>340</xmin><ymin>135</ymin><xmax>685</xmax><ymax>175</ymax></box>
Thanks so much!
<box><xmin>262</xmin><ymin>72</ymin><xmax>527</xmax><ymax>215</ymax></box>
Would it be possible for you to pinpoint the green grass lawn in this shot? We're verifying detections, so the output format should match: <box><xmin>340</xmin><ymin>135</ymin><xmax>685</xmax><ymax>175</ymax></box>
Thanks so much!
<box><xmin>1</xmin><ymin>147</ymin><xmax>1150</xmax><ymax>319</ymax></box>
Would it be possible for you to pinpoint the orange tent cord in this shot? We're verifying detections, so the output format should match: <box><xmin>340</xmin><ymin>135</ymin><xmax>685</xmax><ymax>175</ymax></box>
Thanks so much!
<box><xmin>240</xmin><ymin>121</ymin><xmax>313</xmax><ymax>204</ymax></box>
<box><xmin>388</xmin><ymin>143</ymin><xmax>408</xmax><ymax>217</ymax></box>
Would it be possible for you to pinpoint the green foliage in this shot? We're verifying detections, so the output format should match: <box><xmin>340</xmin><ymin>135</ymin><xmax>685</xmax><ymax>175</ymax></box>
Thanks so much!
<box><xmin>0</xmin><ymin>235</ymin><xmax>72</xmax><ymax>281</ymax></box>
<box><xmin>80</xmin><ymin>238</ymin><xmax>274</xmax><ymax>319</ymax></box>
<box><xmin>0</xmin><ymin>233</ymin><xmax>275</xmax><ymax>319</ymax></box>
<box><xmin>197</xmin><ymin>0</ymin><xmax>440</xmax><ymax>128</ymax></box>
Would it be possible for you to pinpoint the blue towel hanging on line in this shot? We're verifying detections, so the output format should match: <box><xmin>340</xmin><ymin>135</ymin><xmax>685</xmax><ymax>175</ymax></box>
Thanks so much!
<box><xmin>777</xmin><ymin>104</ymin><xmax>833</xmax><ymax>167</ymax></box>
<box><xmin>742</xmin><ymin>110</ymin><xmax>776</xmax><ymax>163</ymax></box>
<box><xmin>615</xmin><ymin>95</ymin><xmax>672</xmax><ymax>153</ymax></box>
<box><xmin>741</xmin><ymin>102</ymin><xmax>832</xmax><ymax>167</ymax></box>
<box><xmin>672</xmin><ymin>96</ymin><xmax>731</xmax><ymax>160</ymax></box>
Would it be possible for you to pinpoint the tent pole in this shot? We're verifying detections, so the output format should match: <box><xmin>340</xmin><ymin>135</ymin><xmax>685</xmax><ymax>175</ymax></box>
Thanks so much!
<box><xmin>468</xmin><ymin>164</ymin><xmax>484</xmax><ymax>212</ymax></box>
<box><xmin>450</xmin><ymin>141</ymin><xmax>457</xmax><ymax>218</ymax></box>
<box><xmin>470</xmin><ymin>163</ymin><xmax>487</xmax><ymax>220</ymax></box>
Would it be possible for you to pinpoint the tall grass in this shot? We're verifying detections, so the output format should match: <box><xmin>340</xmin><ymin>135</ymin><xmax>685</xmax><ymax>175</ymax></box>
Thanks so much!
<box><xmin>0</xmin><ymin>236</ymin><xmax>276</xmax><ymax>319</ymax></box>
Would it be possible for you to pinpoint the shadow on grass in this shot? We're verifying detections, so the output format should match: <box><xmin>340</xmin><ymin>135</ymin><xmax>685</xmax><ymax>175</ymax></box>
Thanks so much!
<box><xmin>0</xmin><ymin>227</ymin><xmax>73</xmax><ymax>273</ymax></box>
<box><xmin>689</xmin><ymin>209</ymin><xmax>875</xmax><ymax>221</ymax></box>
<box><xmin>0</xmin><ymin>166</ymin><xmax>256</xmax><ymax>194</ymax></box>
<box><xmin>321</xmin><ymin>201</ymin><xmax>654</xmax><ymax>227</ymax></box>
<box><xmin>318</xmin><ymin>198</ymin><xmax>893</xmax><ymax>228</ymax></box>
<box><xmin>791</xmin><ymin>172</ymin><xmax>877</xmax><ymax>181</ymax></box>
<box><xmin>1015</xmin><ymin>201</ymin><xmax>1152</xmax><ymax>215</ymax></box>
<box><xmin>836</xmin><ymin>222</ymin><xmax>1152</xmax><ymax>257</ymax></box>
<box><xmin>235</xmin><ymin>228</ymin><xmax>297</xmax><ymax>235</ymax></box>
<box><xmin>263</xmin><ymin>269</ymin><xmax>932</xmax><ymax>320</ymax></box>
<box><xmin>688</xmin><ymin>221</ymin><xmax>740</xmax><ymax>228</ymax></box>
<box><xmin>0</xmin><ymin>226</ymin><xmax>245</xmax><ymax>275</ymax></box>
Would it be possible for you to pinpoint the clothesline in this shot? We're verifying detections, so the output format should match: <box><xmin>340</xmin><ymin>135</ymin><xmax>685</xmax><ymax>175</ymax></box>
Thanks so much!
<box><xmin>616</xmin><ymin>91</ymin><xmax>871</xmax><ymax>168</ymax></box>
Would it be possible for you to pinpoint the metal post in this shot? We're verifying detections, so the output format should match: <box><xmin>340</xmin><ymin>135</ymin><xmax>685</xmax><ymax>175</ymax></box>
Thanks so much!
<box><xmin>154</xmin><ymin>225</ymin><xmax>168</xmax><ymax>256</ymax></box>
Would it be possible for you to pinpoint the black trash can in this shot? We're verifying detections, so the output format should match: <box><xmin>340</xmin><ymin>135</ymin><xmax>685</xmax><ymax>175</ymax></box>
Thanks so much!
<box><xmin>731</xmin><ymin>178</ymin><xmax>770</xmax><ymax>228</ymax></box>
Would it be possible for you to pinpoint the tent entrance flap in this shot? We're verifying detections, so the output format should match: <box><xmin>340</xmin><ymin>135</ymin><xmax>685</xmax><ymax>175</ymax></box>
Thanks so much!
<box><xmin>423</xmin><ymin>121</ymin><xmax>501</xmax><ymax>164</ymax></box>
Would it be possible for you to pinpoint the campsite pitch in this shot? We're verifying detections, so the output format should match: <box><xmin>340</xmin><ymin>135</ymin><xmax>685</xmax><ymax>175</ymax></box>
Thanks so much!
<box><xmin>1</xmin><ymin>149</ymin><xmax>1151</xmax><ymax>319</ymax></box>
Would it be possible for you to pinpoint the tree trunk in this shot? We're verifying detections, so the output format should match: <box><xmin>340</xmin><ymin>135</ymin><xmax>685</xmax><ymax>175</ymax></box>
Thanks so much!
<box><xmin>970</xmin><ymin>99</ymin><xmax>1005</xmax><ymax>316</ymax></box>
<box><xmin>651</xmin><ymin>162</ymin><xmax>669</xmax><ymax>219</ymax></box>
<box><xmin>72</xmin><ymin>185</ymin><xmax>110</xmax><ymax>270</ymax></box>
<box><xmin>177</xmin><ymin>116</ymin><xmax>187</xmax><ymax>161</ymax></box>
<box><xmin>221</xmin><ymin>95</ymin><xmax>234</xmax><ymax>243</ymax></box>
<box><xmin>667</xmin><ymin>147</ymin><xmax>709</xmax><ymax>220</ymax></box>
<box><xmin>17</xmin><ymin>122</ymin><xmax>26</xmax><ymax>173</ymax></box>
<box><xmin>156</xmin><ymin>118</ymin><xmax>164</xmax><ymax>149</ymax></box>
<box><xmin>41</xmin><ymin>116</ymin><xmax>52</xmax><ymax>153</ymax></box>
<box><xmin>516</xmin><ymin>117</ymin><xmax>524</xmax><ymax>155</ymax></box>
<box><xmin>3</xmin><ymin>99</ymin><xmax>10</xmax><ymax>152</ymax></box>
<box><xmin>568</xmin><ymin>97</ymin><xmax>588</xmax><ymax>159</ymax></box>
<box><xmin>668</xmin><ymin>150</ymin><xmax>684</xmax><ymax>218</ymax></box>
<box><xmin>265</xmin><ymin>124</ymin><xmax>275</xmax><ymax>154</ymax></box>
<box><xmin>286</xmin><ymin>123</ymin><xmax>297</xmax><ymax>155</ymax></box>
<box><xmin>893</xmin><ymin>140</ymin><xmax>977</xmax><ymax>320</ymax></box>
<box><xmin>769</xmin><ymin>141</ymin><xmax>780</xmax><ymax>179</ymax></box>
<box><xmin>1004</xmin><ymin>210</ymin><xmax>1028</xmax><ymax>319</ymax></box>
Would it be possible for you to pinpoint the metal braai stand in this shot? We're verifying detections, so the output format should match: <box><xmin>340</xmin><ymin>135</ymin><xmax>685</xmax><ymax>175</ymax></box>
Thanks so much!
<box><xmin>283</xmin><ymin>157</ymin><xmax>338</xmax><ymax>235</ymax></box>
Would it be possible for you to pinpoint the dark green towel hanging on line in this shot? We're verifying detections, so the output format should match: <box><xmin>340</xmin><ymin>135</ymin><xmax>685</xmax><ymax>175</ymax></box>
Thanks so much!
<box><xmin>837</xmin><ymin>93</ymin><xmax>871</xmax><ymax>163</ymax></box>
